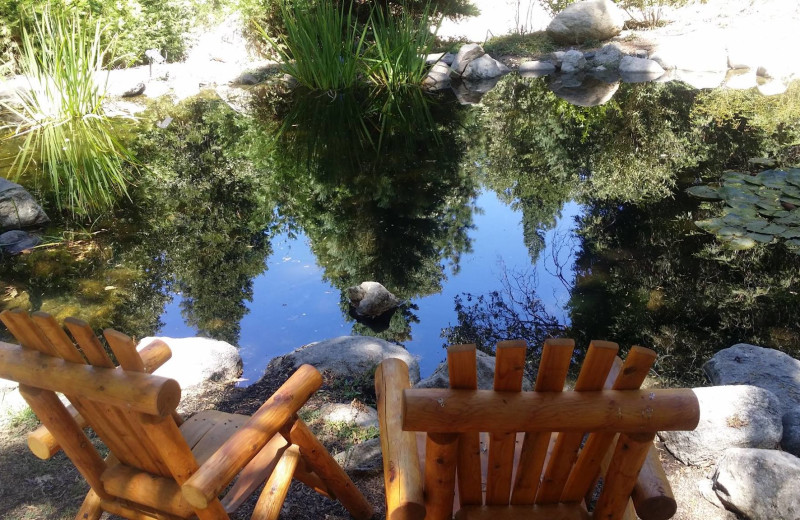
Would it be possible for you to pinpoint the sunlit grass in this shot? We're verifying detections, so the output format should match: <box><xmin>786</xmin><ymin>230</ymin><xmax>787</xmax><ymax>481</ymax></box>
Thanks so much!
<box><xmin>365</xmin><ymin>3</ymin><xmax>439</xmax><ymax>90</ymax></box>
<box><xmin>0</xmin><ymin>7</ymin><xmax>135</xmax><ymax>215</ymax></box>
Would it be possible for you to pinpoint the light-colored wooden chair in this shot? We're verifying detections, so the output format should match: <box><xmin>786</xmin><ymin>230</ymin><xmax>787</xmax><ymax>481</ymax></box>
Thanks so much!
<box><xmin>0</xmin><ymin>309</ymin><xmax>374</xmax><ymax>520</ymax></box>
<box><xmin>375</xmin><ymin>339</ymin><xmax>699</xmax><ymax>520</ymax></box>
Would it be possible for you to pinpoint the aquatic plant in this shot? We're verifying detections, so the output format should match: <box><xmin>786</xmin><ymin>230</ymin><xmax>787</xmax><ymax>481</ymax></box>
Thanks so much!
<box><xmin>365</xmin><ymin>3</ymin><xmax>439</xmax><ymax>90</ymax></box>
<box><xmin>688</xmin><ymin>168</ymin><xmax>800</xmax><ymax>253</ymax></box>
<box><xmin>257</xmin><ymin>0</ymin><xmax>368</xmax><ymax>91</ymax></box>
<box><xmin>0</xmin><ymin>7</ymin><xmax>135</xmax><ymax>214</ymax></box>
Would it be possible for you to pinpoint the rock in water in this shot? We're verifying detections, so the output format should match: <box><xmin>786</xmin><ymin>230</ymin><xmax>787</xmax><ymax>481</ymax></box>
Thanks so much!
<box><xmin>122</xmin><ymin>82</ymin><xmax>146</xmax><ymax>97</ymax></box>
<box><xmin>713</xmin><ymin>448</ymin><xmax>800</xmax><ymax>519</ymax></box>
<box><xmin>347</xmin><ymin>281</ymin><xmax>401</xmax><ymax>318</ymax></box>
<box><xmin>0</xmin><ymin>230</ymin><xmax>41</xmax><ymax>255</ymax></box>
<box><xmin>546</xmin><ymin>0</ymin><xmax>625</xmax><ymax>45</ymax></box>
<box><xmin>0</xmin><ymin>178</ymin><xmax>49</xmax><ymax>230</ymax></box>
<box><xmin>450</xmin><ymin>43</ymin><xmax>485</xmax><ymax>77</ymax></box>
<box><xmin>462</xmin><ymin>54</ymin><xmax>510</xmax><ymax>80</ymax></box>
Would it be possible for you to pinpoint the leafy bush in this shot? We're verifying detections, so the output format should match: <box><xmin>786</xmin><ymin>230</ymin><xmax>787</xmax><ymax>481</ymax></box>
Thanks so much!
<box><xmin>536</xmin><ymin>0</ymin><xmax>690</xmax><ymax>26</ymax></box>
<box><xmin>1</xmin><ymin>7</ymin><xmax>136</xmax><ymax>214</ymax></box>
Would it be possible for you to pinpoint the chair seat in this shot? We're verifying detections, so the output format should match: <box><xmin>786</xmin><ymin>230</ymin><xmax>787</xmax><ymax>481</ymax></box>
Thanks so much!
<box><xmin>454</xmin><ymin>504</ymin><xmax>591</xmax><ymax>520</ymax></box>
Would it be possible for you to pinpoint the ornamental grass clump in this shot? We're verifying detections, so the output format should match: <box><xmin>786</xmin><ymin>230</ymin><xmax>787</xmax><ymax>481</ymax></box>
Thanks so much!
<box><xmin>0</xmin><ymin>7</ymin><xmax>135</xmax><ymax>215</ymax></box>
<box><xmin>257</xmin><ymin>0</ymin><xmax>368</xmax><ymax>91</ymax></box>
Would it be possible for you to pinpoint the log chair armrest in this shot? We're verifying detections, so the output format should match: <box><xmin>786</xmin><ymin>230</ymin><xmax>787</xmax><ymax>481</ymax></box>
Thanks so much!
<box><xmin>181</xmin><ymin>364</ymin><xmax>323</xmax><ymax>509</ymax></box>
<box><xmin>26</xmin><ymin>339</ymin><xmax>175</xmax><ymax>460</ymax></box>
<box><xmin>138</xmin><ymin>339</ymin><xmax>173</xmax><ymax>373</ymax></box>
<box><xmin>375</xmin><ymin>358</ymin><xmax>426</xmax><ymax>520</ymax></box>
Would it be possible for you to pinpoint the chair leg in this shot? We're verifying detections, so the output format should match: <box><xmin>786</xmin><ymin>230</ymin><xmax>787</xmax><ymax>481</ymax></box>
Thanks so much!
<box><xmin>286</xmin><ymin>419</ymin><xmax>374</xmax><ymax>520</ymax></box>
<box><xmin>75</xmin><ymin>489</ymin><xmax>103</xmax><ymax>520</ymax></box>
<box><xmin>252</xmin><ymin>445</ymin><xmax>301</xmax><ymax>520</ymax></box>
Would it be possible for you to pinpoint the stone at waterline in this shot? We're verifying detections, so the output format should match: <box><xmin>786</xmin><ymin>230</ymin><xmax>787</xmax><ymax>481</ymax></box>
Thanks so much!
<box><xmin>0</xmin><ymin>230</ymin><xmax>41</xmax><ymax>255</ymax></box>
<box><xmin>560</xmin><ymin>50</ymin><xmax>588</xmax><ymax>74</ymax></box>
<box><xmin>546</xmin><ymin>0</ymin><xmax>625</xmax><ymax>45</ymax></box>
<box><xmin>619</xmin><ymin>55</ymin><xmax>665</xmax><ymax>77</ymax></box>
<box><xmin>462</xmin><ymin>54</ymin><xmax>510</xmax><ymax>80</ymax></box>
<box><xmin>658</xmin><ymin>385</ymin><xmax>783</xmax><ymax>466</ymax></box>
<box><xmin>347</xmin><ymin>281</ymin><xmax>401</xmax><ymax>318</ymax></box>
<box><xmin>270</xmin><ymin>336</ymin><xmax>421</xmax><ymax>383</ymax></box>
<box><xmin>782</xmin><ymin>407</ymin><xmax>800</xmax><ymax>457</ymax></box>
<box><xmin>712</xmin><ymin>448</ymin><xmax>800</xmax><ymax>520</ymax></box>
<box><xmin>0</xmin><ymin>178</ymin><xmax>49</xmax><ymax>230</ymax></box>
<box><xmin>426</xmin><ymin>52</ymin><xmax>454</xmax><ymax>66</ymax></box>
<box><xmin>122</xmin><ymin>82</ymin><xmax>146</xmax><ymax>97</ymax></box>
<box><xmin>318</xmin><ymin>402</ymin><xmax>379</xmax><ymax>429</ymax></box>
<box><xmin>450</xmin><ymin>43</ymin><xmax>485</xmax><ymax>77</ymax></box>
<box><xmin>518</xmin><ymin>60</ymin><xmax>556</xmax><ymax>78</ymax></box>
<box><xmin>548</xmin><ymin>74</ymin><xmax>619</xmax><ymax>107</ymax></box>
<box><xmin>704</xmin><ymin>344</ymin><xmax>800</xmax><ymax>414</ymax></box>
<box><xmin>136</xmin><ymin>336</ymin><xmax>242</xmax><ymax>414</ymax></box>
<box><xmin>422</xmin><ymin>61</ymin><xmax>452</xmax><ymax>91</ymax></box>
<box><xmin>451</xmin><ymin>75</ymin><xmax>505</xmax><ymax>105</ymax></box>
<box><xmin>416</xmin><ymin>348</ymin><xmax>533</xmax><ymax>390</ymax></box>
<box><xmin>591</xmin><ymin>43</ymin><xmax>623</xmax><ymax>69</ymax></box>
<box><xmin>334</xmin><ymin>437</ymin><xmax>383</xmax><ymax>475</ymax></box>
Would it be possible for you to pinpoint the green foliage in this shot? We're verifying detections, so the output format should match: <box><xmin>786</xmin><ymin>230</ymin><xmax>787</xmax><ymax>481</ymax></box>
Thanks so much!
<box><xmin>257</xmin><ymin>0</ymin><xmax>368</xmax><ymax>91</ymax></box>
<box><xmin>0</xmin><ymin>7</ymin><xmax>136</xmax><ymax>215</ymax></box>
<box><xmin>618</xmin><ymin>0</ymin><xmax>689</xmax><ymax>27</ymax></box>
<box><xmin>0</xmin><ymin>0</ymin><xmax>215</xmax><ymax>71</ymax></box>
<box><xmin>688</xmin><ymin>169</ymin><xmax>800</xmax><ymax>254</ymax></box>
<box><xmin>483</xmin><ymin>31</ymin><xmax>556</xmax><ymax>57</ymax></box>
<box><xmin>365</xmin><ymin>3</ymin><xmax>439</xmax><ymax>90</ymax></box>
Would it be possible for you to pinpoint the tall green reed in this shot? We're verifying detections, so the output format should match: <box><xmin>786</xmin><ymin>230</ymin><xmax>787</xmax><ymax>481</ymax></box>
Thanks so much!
<box><xmin>0</xmin><ymin>7</ymin><xmax>135</xmax><ymax>215</ymax></box>
<box><xmin>365</xmin><ymin>3</ymin><xmax>439</xmax><ymax>90</ymax></box>
<box><xmin>257</xmin><ymin>0</ymin><xmax>368</xmax><ymax>91</ymax></box>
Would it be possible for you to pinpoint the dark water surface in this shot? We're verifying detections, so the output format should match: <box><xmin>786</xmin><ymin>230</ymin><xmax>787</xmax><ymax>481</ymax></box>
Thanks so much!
<box><xmin>3</xmin><ymin>75</ymin><xmax>800</xmax><ymax>385</ymax></box>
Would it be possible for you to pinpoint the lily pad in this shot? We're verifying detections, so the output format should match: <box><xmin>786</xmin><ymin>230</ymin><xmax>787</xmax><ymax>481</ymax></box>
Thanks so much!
<box><xmin>780</xmin><ymin>195</ymin><xmax>800</xmax><ymax>207</ymax></box>
<box><xmin>781</xmin><ymin>185</ymin><xmax>800</xmax><ymax>199</ymax></box>
<box><xmin>758</xmin><ymin>169</ymin><xmax>788</xmax><ymax>189</ymax></box>
<box><xmin>781</xmin><ymin>228</ymin><xmax>800</xmax><ymax>240</ymax></box>
<box><xmin>746</xmin><ymin>232</ymin><xmax>773</xmax><ymax>243</ymax></box>
<box><xmin>718</xmin><ymin>226</ymin><xmax>746</xmax><ymax>237</ymax></box>
<box><xmin>744</xmin><ymin>220</ymin><xmax>769</xmax><ymax>232</ymax></box>
<box><xmin>761</xmin><ymin>223</ymin><xmax>787</xmax><ymax>235</ymax></box>
<box><xmin>726</xmin><ymin>236</ymin><xmax>757</xmax><ymax>250</ymax></box>
<box><xmin>743</xmin><ymin>175</ymin><xmax>764</xmax><ymax>186</ymax></box>
<box><xmin>695</xmin><ymin>219</ymin><xmax>725</xmax><ymax>233</ymax></box>
<box><xmin>686</xmin><ymin>185</ymin><xmax>722</xmax><ymax>201</ymax></box>
<box><xmin>786</xmin><ymin>169</ymin><xmax>800</xmax><ymax>188</ymax></box>
<box><xmin>722</xmin><ymin>171</ymin><xmax>747</xmax><ymax>183</ymax></box>
<box><xmin>776</xmin><ymin>212</ymin><xmax>800</xmax><ymax>226</ymax></box>
<box><xmin>719</xmin><ymin>186</ymin><xmax>760</xmax><ymax>204</ymax></box>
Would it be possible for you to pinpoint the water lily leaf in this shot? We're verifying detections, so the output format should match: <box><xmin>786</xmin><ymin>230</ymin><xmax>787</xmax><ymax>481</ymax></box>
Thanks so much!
<box><xmin>719</xmin><ymin>186</ymin><xmax>760</xmax><ymax>203</ymax></box>
<box><xmin>761</xmin><ymin>223</ymin><xmax>787</xmax><ymax>235</ymax></box>
<box><xmin>758</xmin><ymin>188</ymin><xmax>783</xmax><ymax>200</ymax></box>
<box><xmin>726</xmin><ymin>236</ymin><xmax>757</xmax><ymax>250</ymax></box>
<box><xmin>746</xmin><ymin>232</ymin><xmax>773</xmax><ymax>243</ymax></box>
<box><xmin>781</xmin><ymin>228</ymin><xmax>800</xmax><ymax>240</ymax></box>
<box><xmin>759</xmin><ymin>169</ymin><xmax>788</xmax><ymax>189</ymax></box>
<box><xmin>722</xmin><ymin>171</ymin><xmax>747</xmax><ymax>182</ymax></box>
<box><xmin>722</xmin><ymin>213</ymin><xmax>750</xmax><ymax>226</ymax></box>
<box><xmin>743</xmin><ymin>174</ymin><xmax>765</xmax><ymax>185</ymax></box>
<box><xmin>744</xmin><ymin>220</ymin><xmax>769</xmax><ymax>232</ymax></box>
<box><xmin>695</xmin><ymin>218</ymin><xmax>725</xmax><ymax>233</ymax></box>
<box><xmin>776</xmin><ymin>212</ymin><xmax>800</xmax><ymax>226</ymax></box>
<box><xmin>786</xmin><ymin>239</ymin><xmax>800</xmax><ymax>253</ymax></box>
<box><xmin>772</xmin><ymin>210</ymin><xmax>791</xmax><ymax>219</ymax></box>
<box><xmin>781</xmin><ymin>185</ymin><xmax>800</xmax><ymax>199</ymax></box>
<box><xmin>786</xmin><ymin>169</ymin><xmax>800</xmax><ymax>187</ymax></box>
<box><xmin>685</xmin><ymin>185</ymin><xmax>722</xmax><ymax>201</ymax></box>
<box><xmin>780</xmin><ymin>195</ymin><xmax>800</xmax><ymax>207</ymax></box>
<box><xmin>718</xmin><ymin>226</ymin><xmax>745</xmax><ymax>237</ymax></box>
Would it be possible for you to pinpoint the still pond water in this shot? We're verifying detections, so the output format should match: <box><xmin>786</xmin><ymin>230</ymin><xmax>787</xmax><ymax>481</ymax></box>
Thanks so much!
<box><xmin>3</xmin><ymin>74</ymin><xmax>800</xmax><ymax>385</ymax></box>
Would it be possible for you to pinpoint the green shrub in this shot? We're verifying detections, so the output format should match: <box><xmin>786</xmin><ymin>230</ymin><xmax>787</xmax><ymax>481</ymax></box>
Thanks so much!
<box><xmin>0</xmin><ymin>7</ymin><xmax>136</xmax><ymax>214</ymax></box>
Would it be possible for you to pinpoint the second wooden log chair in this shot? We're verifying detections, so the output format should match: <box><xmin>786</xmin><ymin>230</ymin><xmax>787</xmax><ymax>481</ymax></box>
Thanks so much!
<box><xmin>375</xmin><ymin>339</ymin><xmax>700</xmax><ymax>520</ymax></box>
<box><xmin>0</xmin><ymin>309</ymin><xmax>374</xmax><ymax>520</ymax></box>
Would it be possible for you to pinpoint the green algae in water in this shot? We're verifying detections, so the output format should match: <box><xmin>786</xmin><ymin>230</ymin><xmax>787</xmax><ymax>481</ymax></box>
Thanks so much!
<box><xmin>687</xmin><ymin>167</ymin><xmax>800</xmax><ymax>253</ymax></box>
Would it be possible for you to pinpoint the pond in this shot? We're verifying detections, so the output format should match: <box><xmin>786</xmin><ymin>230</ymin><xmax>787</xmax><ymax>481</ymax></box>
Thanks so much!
<box><xmin>3</xmin><ymin>74</ymin><xmax>800</xmax><ymax>386</ymax></box>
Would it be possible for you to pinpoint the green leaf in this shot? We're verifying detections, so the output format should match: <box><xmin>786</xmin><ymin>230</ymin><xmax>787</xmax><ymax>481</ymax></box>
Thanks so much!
<box><xmin>685</xmin><ymin>185</ymin><xmax>722</xmax><ymax>201</ymax></box>
<box><xmin>726</xmin><ymin>236</ymin><xmax>757</xmax><ymax>250</ymax></box>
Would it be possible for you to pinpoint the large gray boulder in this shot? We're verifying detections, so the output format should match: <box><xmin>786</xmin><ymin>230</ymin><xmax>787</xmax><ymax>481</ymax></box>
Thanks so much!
<box><xmin>462</xmin><ymin>54</ymin><xmax>510</xmax><ymax>80</ymax></box>
<box><xmin>318</xmin><ymin>402</ymin><xmax>379</xmax><ymax>429</ymax></box>
<box><xmin>136</xmin><ymin>336</ymin><xmax>242</xmax><ymax>411</ymax></box>
<box><xmin>659</xmin><ymin>385</ymin><xmax>783</xmax><ymax>466</ymax></box>
<box><xmin>416</xmin><ymin>349</ymin><xmax>533</xmax><ymax>390</ymax></box>
<box><xmin>704</xmin><ymin>344</ymin><xmax>800</xmax><ymax>414</ymax></box>
<box><xmin>619</xmin><ymin>55</ymin><xmax>665</xmax><ymax>76</ymax></box>
<box><xmin>0</xmin><ymin>178</ymin><xmax>49</xmax><ymax>230</ymax></box>
<box><xmin>451</xmin><ymin>43</ymin><xmax>485</xmax><ymax>77</ymax></box>
<box><xmin>334</xmin><ymin>437</ymin><xmax>383</xmax><ymax>475</ymax></box>
<box><xmin>546</xmin><ymin>0</ymin><xmax>625</xmax><ymax>45</ymax></box>
<box><xmin>712</xmin><ymin>448</ymin><xmax>800</xmax><ymax>519</ymax></box>
<box><xmin>273</xmin><ymin>336</ymin><xmax>420</xmax><ymax>383</ymax></box>
<box><xmin>347</xmin><ymin>281</ymin><xmax>401</xmax><ymax>318</ymax></box>
<box><xmin>782</xmin><ymin>407</ymin><xmax>800</xmax><ymax>457</ymax></box>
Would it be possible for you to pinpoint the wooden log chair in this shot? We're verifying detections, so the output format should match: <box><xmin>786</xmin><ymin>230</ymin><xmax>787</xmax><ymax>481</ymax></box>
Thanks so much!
<box><xmin>375</xmin><ymin>339</ymin><xmax>700</xmax><ymax>520</ymax></box>
<box><xmin>0</xmin><ymin>310</ymin><xmax>374</xmax><ymax>520</ymax></box>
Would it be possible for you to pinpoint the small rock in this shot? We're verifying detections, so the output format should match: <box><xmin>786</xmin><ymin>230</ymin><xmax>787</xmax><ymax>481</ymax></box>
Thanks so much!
<box><xmin>592</xmin><ymin>43</ymin><xmax>623</xmax><ymax>69</ymax></box>
<box><xmin>232</xmin><ymin>72</ymin><xmax>260</xmax><ymax>86</ymax></box>
<box><xmin>560</xmin><ymin>49</ymin><xmax>588</xmax><ymax>73</ymax></box>
<box><xmin>426</xmin><ymin>52</ymin><xmax>455</xmax><ymax>66</ymax></box>
<box><xmin>783</xmin><ymin>407</ymin><xmax>800</xmax><ymax>457</ymax></box>
<box><xmin>451</xmin><ymin>43</ymin><xmax>485</xmax><ymax>77</ymax></box>
<box><xmin>416</xmin><ymin>349</ymin><xmax>533</xmax><ymax>390</ymax></box>
<box><xmin>462</xmin><ymin>54</ymin><xmax>510</xmax><ymax>80</ymax></box>
<box><xmin>333</xmin><ymin>437</ymin><xmax>383</xmax><ymax>475</ymax></box>
<box><xmin>519</xmin><ymin>60</ymin><xmax>556</xmax><ymax>78</ymax></box>
<box><xmin>422</xmin><ymin>61</ymin><xmax>452</xmax><ymax>91</ymax></box>
<box><xmin>713</xmin><ymin>448</ymin><xmax>800</xmax><ymax>519</ymax></box>
<box><xmin>0</xmin><ymin>178</ymin><xmax>49</xmax><ymax>230</ymax></box>
<box><xmin>271</xmin><ymin>336</ymin><xmax>420</xmax><ymax>383</ymax></box>
<box><xmin>546</xmin><ymin>0</ymin><xmax>625</xmax><ymax>45</ymax></box>
<box><xmin>619</xmin><ymin>55</ymin><xmax>665</xmax><ymax>76</ymax></box>
<box><xmin>318</xmin><ymin>402</ymin><xmax>379</xmax><ymax>429</ymax></box>
<box><xmin>347</xmin><ymin>281</ymin><xmax>401</xmax><ymax>318</ymax></box>
<box><xmin>634</xmin><ymin>49</ymin><xmax>648</xmax><ymax>59</ymax></box>
<box><xmin>551</xmin><ymin>51</ymin><xmax>566</xmax><ymax>68</ymax></box>
<box><xmin>121</xmin><ymin>82</ymin><xmax>146</xmax><ymax>97</ymax></box>
<box><xmin>0</xmin><ymin>230</ymin><xmax>41</xmax><ymax>255</ymax></box>
<box><xmin>659</xmin><ymin>385</ymin><xmax>783</xmax><ymax>466</ymax></box>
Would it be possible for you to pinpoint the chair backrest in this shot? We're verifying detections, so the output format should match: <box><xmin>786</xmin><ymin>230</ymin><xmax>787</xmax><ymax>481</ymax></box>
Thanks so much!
<box><xmin>0</xmin><ymin>310</ymin><xmax>203</xmax><ymax>516</ymax></box>
<box><xmin>398</xmin><ymin>339</ymin><xmax>699</xmax><ymax>520</ymax></box>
